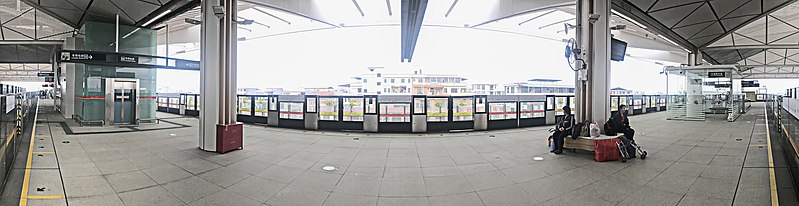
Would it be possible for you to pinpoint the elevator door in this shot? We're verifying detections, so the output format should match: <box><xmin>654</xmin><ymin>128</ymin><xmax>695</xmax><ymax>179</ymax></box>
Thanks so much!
<box><xmin>113</xmin><ymin>82</ymin><xmax>136</xmax><ymax>124</ymax></box>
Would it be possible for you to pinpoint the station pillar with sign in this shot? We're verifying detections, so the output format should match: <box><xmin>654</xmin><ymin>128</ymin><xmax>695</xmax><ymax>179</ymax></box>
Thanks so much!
<box><xmin>575</xmin><ymin>0</ymin><xmax>612</xmax><ymax>129</ymax></box>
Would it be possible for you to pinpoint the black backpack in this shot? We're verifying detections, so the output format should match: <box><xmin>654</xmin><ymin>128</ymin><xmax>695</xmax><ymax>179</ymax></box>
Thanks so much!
<box><xmin>605</xmin><ymin>115</ymin><xmax>617</xmax><ymax>136</ymax></box>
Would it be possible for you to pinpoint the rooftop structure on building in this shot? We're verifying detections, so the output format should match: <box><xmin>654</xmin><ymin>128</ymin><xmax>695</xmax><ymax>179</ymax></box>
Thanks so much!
<box><xmin>341</xmin><ymin>66</ymin><xmax>470</xmax><ymax>95</ymax></box>
<box><xmin>504</xmin><ymin>79</ymin><xmax>575</xmax><ymax>94</ymax></box>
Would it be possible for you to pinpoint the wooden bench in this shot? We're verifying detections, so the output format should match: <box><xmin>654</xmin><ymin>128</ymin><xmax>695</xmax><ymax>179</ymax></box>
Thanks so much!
<box><xmin>563</xmin><ymin>135</ymin><xmax>622</xmax><ymax>152</ymax></box>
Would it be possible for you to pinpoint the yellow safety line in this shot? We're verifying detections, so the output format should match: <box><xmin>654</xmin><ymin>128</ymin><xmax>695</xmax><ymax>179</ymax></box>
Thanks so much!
<box><xmin>19</xmin><ymin>99</ymin><xmax>39</xmax><ymax>206</ymax></box>
<box><xmin>26</xmin><ymin>195</ymin><xmax>64</xmax><ymax>200</ymax></box>
<box><xmin>764</xmin><ymin>105</ymin><xmax>779</xmax><ymax>206</ymax></box>
<box><xmin>783</xmin><ymin>125</ymin><xmax>799</xmax><ymax>160</ymax></box>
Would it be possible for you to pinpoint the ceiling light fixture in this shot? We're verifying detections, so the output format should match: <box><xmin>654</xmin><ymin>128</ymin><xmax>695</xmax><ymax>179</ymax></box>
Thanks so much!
<box><xmin>142</xmin><ymin>9</ymin><xmax>172</xmax><ymax>27</ymax></box>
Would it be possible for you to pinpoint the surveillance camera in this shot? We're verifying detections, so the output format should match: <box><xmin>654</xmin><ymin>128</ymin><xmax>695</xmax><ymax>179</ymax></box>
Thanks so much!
<box><xmin>212</xmin><ymin>6</ymin><xmax>225</xmax><ymax>19</ymax></box>
<box><xmin>588</xmin><ymin>14</ymin><xmax>601</xmax><ymax>24</ymax></box>
<box><xmin>610</xmin><ymin>24</ymin><xmax>626</xmax><ymax>30</ymax></box>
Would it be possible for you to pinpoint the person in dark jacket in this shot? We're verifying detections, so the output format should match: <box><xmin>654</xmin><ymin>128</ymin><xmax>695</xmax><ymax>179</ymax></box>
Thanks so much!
<box><xmin>612</xmin><ymin>105</ymin><xmax>635</xmax><ymax>142</ymax></box>
<box><xmin>551</xmin><ymin>106</ymin><xmax>574</xmax><ymax>154</ymax></box>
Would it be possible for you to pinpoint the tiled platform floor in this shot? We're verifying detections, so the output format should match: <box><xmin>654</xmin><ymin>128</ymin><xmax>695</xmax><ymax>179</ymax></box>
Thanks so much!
<box><xmin>6</xmin><ymin>100</ymin><xmax>773</xmax><ymax>206</ymax></box>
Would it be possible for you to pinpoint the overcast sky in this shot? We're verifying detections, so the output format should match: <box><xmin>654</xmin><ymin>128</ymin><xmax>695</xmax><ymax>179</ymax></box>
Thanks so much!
<box><xmin>153</xmin><ymin>25</ymin><xmax>796</xmax><ymax>95</ymax></box>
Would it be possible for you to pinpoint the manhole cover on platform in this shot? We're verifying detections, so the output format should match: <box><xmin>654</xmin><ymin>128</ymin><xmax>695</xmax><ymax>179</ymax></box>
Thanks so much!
<box><xmin>322</xmin><ymin>166</ymin><xmax>336</xmax><ymax>171</ymax></box>
<box><xmin>533</xmin><ymin>157</ymin><xmax>544</xmax><ymax>161</ymax></box>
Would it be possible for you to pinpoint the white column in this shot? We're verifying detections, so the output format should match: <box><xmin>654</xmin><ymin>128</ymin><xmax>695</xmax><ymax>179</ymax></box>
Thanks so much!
<box><xmin>200</xmin><ymin>0</ymin><xmax>240</xmax><ymax>152</ymax></box>
<box><xmin>577</xmin><ymin>0</ymin><xmax>611</xmax><ymax>127</ymax></box>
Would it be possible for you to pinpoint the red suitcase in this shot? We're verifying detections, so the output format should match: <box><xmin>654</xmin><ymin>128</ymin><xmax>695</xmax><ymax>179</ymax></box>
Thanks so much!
<box><xmin>594</xmin><ymin>138</ymin><xmax>621</xmax><ymax>162</ymax></box>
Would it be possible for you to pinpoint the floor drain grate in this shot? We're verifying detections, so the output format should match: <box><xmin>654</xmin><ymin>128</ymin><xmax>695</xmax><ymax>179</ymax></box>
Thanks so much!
<box><xmin>38</xmin><ymin>146</ymin><xmax>44</xmax><ymax>149</ymax></box>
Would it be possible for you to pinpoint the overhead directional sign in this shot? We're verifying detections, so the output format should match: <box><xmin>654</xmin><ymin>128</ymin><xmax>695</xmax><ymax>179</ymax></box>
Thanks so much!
<box><xmin>37</xmin><ymin>72</ymin><xmax>54</xmax><ymax>77</ymax></box>
<box><xmin>708</xmin><ymin>72</ymin><xmax>726</xmax><ymax>78</ymax></box>
<box><xmin>58</xmin><ymin>50</ymin><xmax>200</xmax><ymax>71</ymax></box>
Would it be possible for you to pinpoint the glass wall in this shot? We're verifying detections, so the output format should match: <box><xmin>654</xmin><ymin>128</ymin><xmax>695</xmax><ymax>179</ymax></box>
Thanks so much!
<box><xmin>520</xmin><ymin>102</ymin><xmax>545</xmax><ymax>118</ymax></box>
<box><xmin>380</xmin><ymin>104</ymin><xmax>411</xmax><ymax>122</ymax></box>
<box><xmin>238</xmin><ymin>96</ymin><xmax>251</xmax><ymax>115</ymax></box>
<box><xmin>489</xmin><ymin>102</ymin><xmax>517</xmax><ymax>120</ymax></box>
<box><xmin>555</xmin><ymin>97</ymin><xmax>567</xmax><ymax>115</ymax></box>
<box><xmin>427</xmin><ymin>98</ymin><xmax>448</xmax><ymax>122</ymax></box>
<box><xmin>319</xmin><ymin>98</ymin><xmax>339</xmax><ymax>121</ymax></box>
<box><xmin>254</xmin><ymin>96</ymin><xmax>268</xmax><ymax>116</ymax></box>
<box><xmin>279</xmin><ymin>102</ymin><xmax>304</xmax><ymax>119</ymax></box>
<box><xmin>343</xmin><ymin>98</ymin><xmax>364</xmax><ymax>121</ymax></box>
<box><xmin>453</xmin><ymin>97</ymin><xmax>473</xmax><ymax>121</ymax></box>
<box><xmin>76</xmin><ymin>21</ymin><xmax>157</xmax><ymax>122</ymax></box>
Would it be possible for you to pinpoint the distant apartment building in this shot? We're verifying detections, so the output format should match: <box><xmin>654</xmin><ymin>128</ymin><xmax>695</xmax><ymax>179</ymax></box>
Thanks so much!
<box><xmin>471</xmin><ymin>83</ymin><xmax>504</xmax><ymax>95</ymax></box>
<box><xmin>504</xmin><ymin>79</ymin><xmax>575</xmax><ymax>94</ymax></box>
<box><xmin>304</xmin><ymin>87</ymin><xmax>339</xmax><ymax>95</ymax></box>
<box><xmin>341</xmin><ymin>67</ymin><xmax>470</xmax><ymax>95</ymax></box>
<box><xmin>237</xmin><ymin>87</ymin><xmax>284</xmax><ymax>95</ymax></box>
<box><xmin>610</xmin><ymin>87</ymin><xmax>644</xmax><ymax>95</ymax></box>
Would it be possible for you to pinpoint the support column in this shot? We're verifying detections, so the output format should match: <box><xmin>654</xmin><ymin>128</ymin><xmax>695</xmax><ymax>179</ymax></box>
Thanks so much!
<box><xmin>200</xmin><ymin>0</ymin><xmax>242</xmax><ymax>153</ymax></box>
<box><xmin>576</xmin><ymin>0</ymin><xmax>611</xmax><ymax>129</ymax></box>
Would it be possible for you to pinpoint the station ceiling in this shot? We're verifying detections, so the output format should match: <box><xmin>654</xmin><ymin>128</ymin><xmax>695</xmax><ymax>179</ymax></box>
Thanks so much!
<box><xmin>1</xmin><ymin>0</ymin><xmax>799</xmax><ymax>79</ymax></box>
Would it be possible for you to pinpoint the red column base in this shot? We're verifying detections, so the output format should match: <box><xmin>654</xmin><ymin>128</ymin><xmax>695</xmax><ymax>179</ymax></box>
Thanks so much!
<box><xmin>216</xmin><ymin>123</ymin><xmax>243</xmax><ymax>153</ymax></box>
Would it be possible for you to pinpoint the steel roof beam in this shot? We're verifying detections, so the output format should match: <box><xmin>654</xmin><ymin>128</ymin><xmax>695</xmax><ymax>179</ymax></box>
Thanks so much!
<box><xmin>611</xmin><ymin>0</ymin><xmax>696</xmax><ymax>52</ymax></box>
<box><xmin>400</xmin><ymin>0</ymin><xmax>428</xmax><ymax>62</ymax></box>
<box><xmin>0</xmin><ymin>40</ymin><xmax>63</xmax><ymax>45</ymax></box>
<box><xmin>699</xmin><ymin>0</ymin><xmax>799</xmax><ymax>48</ymax></box>
<box><xmin>703</xmin><ymin>44</ymin><xmax>799</xmax><ymax>51</ymax></box>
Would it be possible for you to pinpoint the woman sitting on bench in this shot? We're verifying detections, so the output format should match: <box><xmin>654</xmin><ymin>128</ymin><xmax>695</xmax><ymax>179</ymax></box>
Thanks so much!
<box><xmin>551</xmin><ymin>106</ymin><xmax>574</xmax><ymax>154</ymax></box>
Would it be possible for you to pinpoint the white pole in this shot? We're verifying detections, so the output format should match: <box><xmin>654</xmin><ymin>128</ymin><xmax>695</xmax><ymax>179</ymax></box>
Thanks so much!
<box><xmin>165</xmin><ymin>24</ymin><xmax>169</xmax><ymax>58</ymax></box>
<box><xmin>115</xmin><ymin>14</ymin><xmax>119</xmax><ymax>52</ymax></box>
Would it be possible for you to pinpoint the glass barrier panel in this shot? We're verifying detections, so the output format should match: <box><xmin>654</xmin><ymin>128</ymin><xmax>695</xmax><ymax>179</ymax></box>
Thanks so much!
<box><xmin>520</xmin><ymin>102</ymin><xmax>545</xmax><ymax>118</ymax></box>
<box><xmin>187</xmin><ymin>95</ymin><xmax>196</xmax><ymax>110</ymax></box>
<box><xmin>633</xmin><ymin>99</ymin><xmax>642</xmax><ymax>109</ymax></box>
<box><xmin>319</xmin><ymin>98</ymin><xmax>339</xmax><ymax>121</ymax></box>
<box><xmin>255</xmin><ymin>97</ymin><xmax>268</xmax><ymax>117</ymax></box>
<box><xmin>366</xmin><ymin>98</ymin><xmax>376</xmax><ymax>114</ymax></box>
<box><xmin>453</xmin><ymin>97</ymin><xmax>474</xmax><ymax>121</ymax></box>
<box><xmin>569</xmin><ymin>97</ymin><xmax>575</xmax><ymax>114</ymax></box>
<box><xmin>475</xmin><ymin>97</ymin><xmax>486</xmax><ymax>113</ymax></box>
<box><xmin>238</xmin><ymin>96</ymin><xmax>251</xmax><ymax>115</ymax></box>
<box><xmin>279</xmin><ymin>102</ymin><xmax>304</xmax><ymax>120</ymax></box>
<box><xmin>611</xmin><ymin>97</ymin><xmax>618</xmax><ymax>111</ymax></box>
<box><xmin>427</xmin><ymin>98</ymin><xmax>448</xmax><ymax>122</ymax></box>
<box><xmin>158</xmin><ymin>97</ymin><xmax>167</xmax><ymax>107</ymax></box>
<box><xmin>547</xmin><ymin>96</ymin><xmax>555</xmax><ymax>110</ymax></box>
<box><xmin>489</xmin><ymin>102</ymin><xmax>517</xmax><ymax>120</ymax></box>
<box><xmin>269</xmin><ymin>97</ymin><xmax>277</xmax><ymax>110</ymax></box>
<box><xmin>380</xmin><ymin>103</ymin><xmax>410</xmax><ymax>122</ymax></box>
<box><xmin>555</xmin><ymin>97</ymin><xmax>567</xmax><ymax>115</ymax></box>
<box><xmin>343</xmin><ymin>98</ymin><xmax>364</xmax><ymax>121</ymax></box>
<box><xmin>619</xmin><ymin>96</ymin><xmax>627</xmax><ymax>108</ymax></box>
<box><xmin>307</xmin><ymin>97</ymin><xmax>317</xmax><ymax>113</ymax></box>
<box><xmin>413</xmin><ymin>98</ymin><xmax>425</xmax><ymax>114</ymax></box>
<box><xmin>168</xmin><ymin>98</ymin><xmax>180</xmax><ymax>109</ymax></box>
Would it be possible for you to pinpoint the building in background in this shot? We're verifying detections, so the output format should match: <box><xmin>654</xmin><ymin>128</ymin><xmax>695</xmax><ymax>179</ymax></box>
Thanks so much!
<box><xmin>471</xmin><ymin>83</ymin><xmax>504</xmax><ymax>95</ymax></box>
<box><xmin>609</xmin><ymin>87</ymin><xmax>645</xmax><ymax>95</ymax></box>
<box><xmin>504</xmin><ymin>79</ymin><xmax>575</xmax><ymax>94</ymax></box>
<box><xmin>340</xmin><ymin>67</ymin><xmax>470</xmax><ymax>95</ymax></box>
<box><xmin>237</xmin><ymin>87</ymin><xmax>285</xmax><ymax>95</ymax></box>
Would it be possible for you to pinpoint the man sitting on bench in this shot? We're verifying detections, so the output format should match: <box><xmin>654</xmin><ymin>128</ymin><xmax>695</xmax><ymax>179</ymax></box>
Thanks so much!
<box><xmin>551</xmin><ymin>106</ymin><xmax>574</xmax><ymax>154</ymax></box>
<box><xmin>612</xmin><ymin>105</ymin><xmax>635</xmax><ymax>142</ymax></box>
